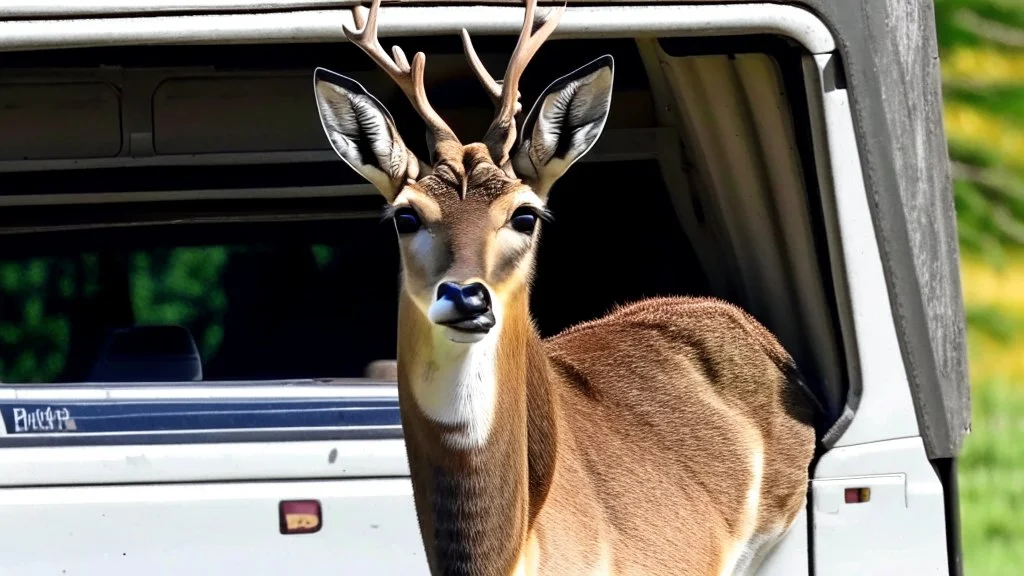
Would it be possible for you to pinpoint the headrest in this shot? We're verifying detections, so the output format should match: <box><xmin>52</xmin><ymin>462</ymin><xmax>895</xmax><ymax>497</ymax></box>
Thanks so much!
<box><xmin>363</xmin><ymin>359</ymin><xmax>398</xmax><ymax>381</ymax></box>
<box><xmin>88</xmin><ymin>325</ymin><xmax>203</xmax><ymax>383</ymax></box>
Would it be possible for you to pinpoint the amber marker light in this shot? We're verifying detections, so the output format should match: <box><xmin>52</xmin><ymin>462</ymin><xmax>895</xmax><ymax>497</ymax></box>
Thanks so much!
<box><xmin>843</xmin><ymin>487</ymin><xmax>871</xmax><ymax>504</ymax></box>
<box><xmin>279</xmin><ymin>500</ymin><xmax>323</xmax><ymax>534</ymax></box>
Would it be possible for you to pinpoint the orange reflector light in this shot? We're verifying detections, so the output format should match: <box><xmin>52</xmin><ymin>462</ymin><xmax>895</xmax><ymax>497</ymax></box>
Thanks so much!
<box><xmin>844</xmin><ymin>487</ymin><xmax>871</xmax><ymax>504</ymax></box>
<box><xmin>279</xmin><ymin>500</ymin><xmax>322</xmax><ymax>534</ymax></box>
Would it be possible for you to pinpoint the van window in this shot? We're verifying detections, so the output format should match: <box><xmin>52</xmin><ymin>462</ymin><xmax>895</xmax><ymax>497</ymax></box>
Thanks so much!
<box><xmin>0</xmin><ymin>218</ymin><xmax>401</xmax><ymax>383</ymax></box>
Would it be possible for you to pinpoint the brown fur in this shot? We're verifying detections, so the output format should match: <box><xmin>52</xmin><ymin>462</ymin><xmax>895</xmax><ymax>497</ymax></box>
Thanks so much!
<box><xmin>389</xmin><ymin>147</ymin><xmax>815</xmax><ymax>576</ymax></box>
<box><xmin>397</xmin><ymin>261</ymin><xmax>815</xmax><ymax>575</ymax></box>
<box><xmin>536</xmin><ymin>297</ymin><xmax>816</xmax><ymax>574</ymax></box>
<box><xmin>376</xmin><ymin>142</ymin><xmax>816</xmax><ymax>576</ymax></box>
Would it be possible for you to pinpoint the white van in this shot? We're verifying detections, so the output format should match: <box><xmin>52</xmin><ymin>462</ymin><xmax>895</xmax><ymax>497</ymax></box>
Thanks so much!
<box><xmin>0</xmin><ymin>1</ymin><xmax>968</xmax><ymax>574</ymax></box>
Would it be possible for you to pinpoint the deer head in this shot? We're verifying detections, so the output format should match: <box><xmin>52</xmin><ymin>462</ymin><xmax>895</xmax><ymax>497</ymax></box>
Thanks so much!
<box><xmin>314</xmin><ymin>0</ymin><xmax>614</xmax><ymax>345</ymax></box>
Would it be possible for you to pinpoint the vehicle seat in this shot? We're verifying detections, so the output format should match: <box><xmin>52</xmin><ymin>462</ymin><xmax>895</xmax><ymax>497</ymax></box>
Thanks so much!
<box><xmin>87</xmin><ymin>325</ymin><xmax>203</xmax><ymax>382</ymax></box>
<box><xmin>363</xmin><ymin>359</ymin><xmax>397</xmax><ymax>381</ymax></box>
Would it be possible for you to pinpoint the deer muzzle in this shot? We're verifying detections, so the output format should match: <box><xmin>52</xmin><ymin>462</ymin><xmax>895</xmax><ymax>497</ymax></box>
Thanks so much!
<box><xmin>429</xmin><ymin>281</ymin><xmax>496</xmax><ymax>336</ymax></box>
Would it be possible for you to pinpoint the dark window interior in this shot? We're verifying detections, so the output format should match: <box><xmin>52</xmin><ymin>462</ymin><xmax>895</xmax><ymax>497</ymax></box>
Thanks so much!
<box><xmin>0</xmin><ymin>159</ymin><xmax>708</xmax><ymax>383</ymax></box>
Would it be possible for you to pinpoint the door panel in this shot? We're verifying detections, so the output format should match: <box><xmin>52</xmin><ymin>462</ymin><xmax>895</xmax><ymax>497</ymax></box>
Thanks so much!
<box><xmin>0</xmin><ymin>479</ymin><xmax>428</xmax><ymax>575</ymax></box>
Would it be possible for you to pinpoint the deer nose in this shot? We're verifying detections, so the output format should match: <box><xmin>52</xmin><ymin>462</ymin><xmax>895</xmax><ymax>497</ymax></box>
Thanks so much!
<box><xmin>436</xmin><ymin>281</ymin><xmax>491</xmax><ymax>315</ymax></box>
<box><xmin>430</xmin><ymin>281</ymin><xmax>495</xmax><ymax>335</ymax></box>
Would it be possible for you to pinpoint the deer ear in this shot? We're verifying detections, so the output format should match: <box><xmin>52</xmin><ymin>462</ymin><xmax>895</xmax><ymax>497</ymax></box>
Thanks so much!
<box><xmin>512</xmin><ymin>55</ymin><xmax>614</xmax><ymax>198</ymax></box>
<box><xmin>314</xmin><ymin>67</ymin><xmax>425</xmax><ymax>202</ymax></box>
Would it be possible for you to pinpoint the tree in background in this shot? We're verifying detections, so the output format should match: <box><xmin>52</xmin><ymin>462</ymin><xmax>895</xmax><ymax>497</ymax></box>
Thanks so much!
<box><xmin>936</xmin><ymin>0</ymin><xmax>1024</xmax><ymax>263</ymax></box>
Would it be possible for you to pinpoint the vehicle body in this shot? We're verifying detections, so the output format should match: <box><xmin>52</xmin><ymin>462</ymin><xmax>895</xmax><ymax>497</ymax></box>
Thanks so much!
<box><xmin>0</xmin><ymin>1</ymin><xmax>967</xmax><ymax>575</ymax></box>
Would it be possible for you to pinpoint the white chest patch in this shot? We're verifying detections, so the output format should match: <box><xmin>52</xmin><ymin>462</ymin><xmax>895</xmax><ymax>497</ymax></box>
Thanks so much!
<box><xmin>408</xmin><ymin>319</ymin><xmax>501</xmax><ymax>450</ymax></box>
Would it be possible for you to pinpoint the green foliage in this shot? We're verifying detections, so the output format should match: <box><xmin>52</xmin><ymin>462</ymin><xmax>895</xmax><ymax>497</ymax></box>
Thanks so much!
<box><xmin>0</xmin><ymin>243</ymin><xmax>349</xmax><ymax>383</ymax></box>
<box><xmin>959</xmin><ymin>377</ymin><xmax>1024</xmax><ymax>576</ymax></box>
<box><xmin>935</xmin><ymin>0</ymin><xmax>1024</xmax><ymax>50</ymax></box>
<box><xmin>0</xmin><ymin>259</ymin><xmax>77</xmax><ymax>382</ymax></box>
<box><xmin>936</xmin><ymin>5</ymin><xmax>1024</xmax><ymax>573</ymax></box>
<box><xmin>952</xmin><ymin>159</ymin><xmax>1024</xmax><ymax>265</ymax></box>
<box><xmin>965</xmin><ymin>304</ymin><xmax>1019</xmax><ymax>342</ymax></box>
<box><xmin>944</xmin><ymin>85</ymin><xmax>1024</xmax><ymax>125</ymax></box>
<box><xmin>131</xmin><ymin>248</ymin><xmax>230</xmax><ymax>359</ymax></box>
<box><xmin>935</xmin><ymin>0</ymin><xmax>1024</xmax><ymax>266</ymax></box>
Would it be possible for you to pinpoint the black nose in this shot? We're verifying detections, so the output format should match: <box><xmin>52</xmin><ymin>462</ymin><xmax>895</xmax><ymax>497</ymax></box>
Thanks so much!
<box><xmin>437</xmin><ymin>281</ymin><xmax>491</xmax><ymax>316</ymax></box>
<box><xmin>435</xmin><ymin>281</ymin><xmax>495</xmax><ymax>333</ymax></box>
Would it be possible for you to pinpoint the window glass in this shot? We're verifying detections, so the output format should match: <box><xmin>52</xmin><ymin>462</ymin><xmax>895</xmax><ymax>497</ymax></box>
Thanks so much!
<box><xmin>0</xmin><ymin>220</ymin><xmax>400</xmax><ymax>383</ymax></box>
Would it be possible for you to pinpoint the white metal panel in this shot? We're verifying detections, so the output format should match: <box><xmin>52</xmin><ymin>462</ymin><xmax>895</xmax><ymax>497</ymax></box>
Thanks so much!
<box><xmin>9</xmin><ymin>382</ymin><xmax>397</xmax><ymax>401</ymax></box>
<box><xmin>799</xmin><ymin>51</ymin><xmax>946</xmax><ymax>574</ymax></box>
<box><xmin>0</xmin><ymin>4</ymin><xmax>835</xmax><ymax>54</ymax></box>
<box><xmin>0</xmin><ymin>383</ymin><xmax>408</xmax><ymax>483</ymax></box>
<box><xmin>1</xmin><ymin>0</ymin><xmax>349</xmax><ymax>17</ymax></box>
<box><xmin>0</xmin><ymin>479</ymin><xmax>429</xmax><ymax>575</ymax></box>
<box><xmin>803</xmin><ymin>52</ymin><xmax>921</xmax><ymax>445</ymax></box>
<box><xmin>812</xmin><ymin>437</ymin><xmax>948</xmax><ymax>575</ymax></box>
<box><xmin>0</xmin><ymin>439</ymin><xmax>410</xmax><ymax>487</ymax></box>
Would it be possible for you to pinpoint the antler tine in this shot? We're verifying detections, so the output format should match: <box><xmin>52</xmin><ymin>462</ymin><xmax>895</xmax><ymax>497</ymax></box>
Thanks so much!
<box><xmin>499</xmin><ymin>0</ymin><xmax>562</xmax><ymax>119</ymax></box>
<box><xmin>460</xmin><ymin>30</ymin><xmax>501</xmax><ymax>105</ymax></box>
<box><xmin>461</xmin><ymin>0</ymin><xmax>564</xmax><ymax>117</ymax></box>
<box><xmin>460</xmin><ymin>29</ymin><xmax>517</xmax><ymax>110</ymax></box>
<box><xmin>343</xmin><ymin>0</ymin><xmax>459</xmax><ymax>144</ymax></box>
<box><xmin>474</xmin><ymin>0</ymin><xmax>567</xmax><ymax>165</ymax></box>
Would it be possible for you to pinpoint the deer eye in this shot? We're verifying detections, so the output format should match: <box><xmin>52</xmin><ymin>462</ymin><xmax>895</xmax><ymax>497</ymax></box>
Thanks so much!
<box><xmin>393</xmin><ymin>207</ymin><xmax>422</xmax><ymax>234</ymax></box>
<box><xmin>509</xmin><ymin>206</ymin><xmax>539</xmax><ymax>234</ymax></box>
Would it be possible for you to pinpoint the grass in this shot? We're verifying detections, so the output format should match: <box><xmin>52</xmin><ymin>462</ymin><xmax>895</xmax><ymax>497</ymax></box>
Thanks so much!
<box><xmin>960</xmin><ymin>378</ymin><xmax>1024</xmax><ymax>575</ymax></box>
<box><xmin>959</xmin><ymin>252</ymin><xmax>1024</xmax><ymax>576</ymax></box>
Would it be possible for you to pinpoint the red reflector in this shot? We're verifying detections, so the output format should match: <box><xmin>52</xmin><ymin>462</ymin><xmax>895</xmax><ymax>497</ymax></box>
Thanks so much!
<box><xmin>844</xmin><ymin>487</ymin><xmax>871</xmax><ymax>504</ymax></box>
<box><xmin>279</xmin><ymin>500</ymin><xmax>322</xmax><ymax>534</ymax></box>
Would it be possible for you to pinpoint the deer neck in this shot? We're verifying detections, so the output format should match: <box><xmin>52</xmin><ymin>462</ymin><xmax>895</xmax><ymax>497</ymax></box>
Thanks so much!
<box><xmin>396</xmin><ymin>287</ymin><xmax>558</xmax><ymax>575</ymax></box>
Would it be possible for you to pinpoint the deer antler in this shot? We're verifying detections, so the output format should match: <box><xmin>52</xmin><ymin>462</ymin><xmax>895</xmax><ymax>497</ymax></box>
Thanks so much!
<box><xmin>461</xmin><ymin>0</ymin><xmax>566</xmax><ymax>167</ymax></box>
<box><xmin>459</xmin><ymin>29</ymin><xmax>510</xmax><ymax>110</ymax></box>
<box><xmin>344</xmin><ymin>0</ymin><xmax>460</xmax><ymax>147</ymax></box>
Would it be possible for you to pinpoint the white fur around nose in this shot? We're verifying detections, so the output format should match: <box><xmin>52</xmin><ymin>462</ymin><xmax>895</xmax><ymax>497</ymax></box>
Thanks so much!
<box><xmin>427</xmin><ymin>297</ymin><xmax>460</xmax><ymax>324</ymax></box>
<box><xmin>428</xmin><ymin>297</ymin><xmax>489</xmax><ymax>344</ymax></box>
<box><xmin>410</xmin><ymin>302</ymin><xmax>502</xmax><ymax>450</ymax></box>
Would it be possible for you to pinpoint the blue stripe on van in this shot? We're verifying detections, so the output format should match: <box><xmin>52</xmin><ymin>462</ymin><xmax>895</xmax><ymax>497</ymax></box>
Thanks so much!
<box><xmin>0</xmin><ymin>397</ymin><xmax>400</xmax><ymax>435</ymax></box>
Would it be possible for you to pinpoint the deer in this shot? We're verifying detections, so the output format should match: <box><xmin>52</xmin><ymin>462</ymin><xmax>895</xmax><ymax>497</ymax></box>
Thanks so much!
<box><xmin>312</xmin><ymin>1</ymin><xmax>817</xmax><ymax>574</ymax></box>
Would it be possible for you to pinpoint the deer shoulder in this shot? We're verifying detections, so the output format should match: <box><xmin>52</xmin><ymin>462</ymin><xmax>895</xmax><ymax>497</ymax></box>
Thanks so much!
<box><xmin>538</xmin><ymin>296</ymin><xmax>816</xmax><ymax>575</ymax></box>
